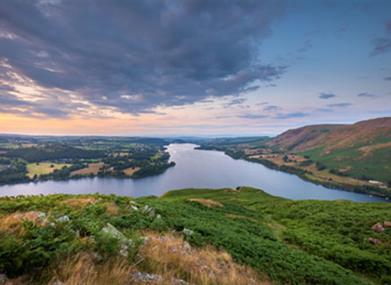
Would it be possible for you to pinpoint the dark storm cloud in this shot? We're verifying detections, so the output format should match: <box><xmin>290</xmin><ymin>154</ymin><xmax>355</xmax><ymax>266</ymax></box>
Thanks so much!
<box><xmin>319</xmin><ymin>92</ymin><xmax>336</xmax><ymax>99</ymax></box>
<box><xmin>0</xmin><ymin>90</ymin><xmax>83</xmax><ymax>118</ymax></box>
<box><xmin>0</xmin><ymin>0</ymin><xmax>286</xmax><ymax>115</ymax></box>
<box><xmin>327</xmin><ymin>102</ymin><xmax>352</xmax><ymax>108</ymax></box>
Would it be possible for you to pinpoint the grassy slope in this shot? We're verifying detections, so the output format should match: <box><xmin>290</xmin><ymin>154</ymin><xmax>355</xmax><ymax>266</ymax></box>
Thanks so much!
<box><xmin>270</xmin><ymin>117</ymin><xmax>391</xmax><ymax>183</ymax></box>
<box><xmin>0</xmin><ymin>188</ymin><xmax>390</xmax><ymax>284</ymax></box>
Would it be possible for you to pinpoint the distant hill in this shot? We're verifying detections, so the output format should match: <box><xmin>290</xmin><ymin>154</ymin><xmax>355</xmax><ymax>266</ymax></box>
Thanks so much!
<box><xmin>269</xmin><ymin>117</ymin><xmax>391</xmax><ymax>182</ymax></box>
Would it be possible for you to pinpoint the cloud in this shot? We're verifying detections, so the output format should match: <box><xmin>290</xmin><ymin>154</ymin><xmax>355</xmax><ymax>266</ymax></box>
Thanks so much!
<box><xmin>274</xmin><ymin>112</ymin><xmax>309</xmax><ymax>119</ymax></box>
<box><xmin>327</xmin><ymin>102</ymin><xmax>352</xmax><ymax>108</ymax></box>
<box><xmin>263</xmin><ymin>105</ymin><xmax>281</xmax><ymax>111</ymax></box>
<box><xmin>0</xmin><ymin>93</ymin><xmax>71</xmax><ymax>118</ymax></box>
<box><xmin>319</xmin><ymin>92</ymin><xmax>336</xmax><ymax>99</ymax></box>
<box><xmin>385</xmin><ymin>76</ymin><xmax>391</xmax><ymax>81</ymax></box>
<box><xmin>370</xmin><ymin>38</ymin><xmax>391</xmax><ymax>56</ymax></box>
<box><xmin>256</xmin><ymin>102</ymin><xmax>268</xmax><ymax>106</ymax></box>
<box><xmin>297</xmin><ymin>39</ymin><xmax>312</xmax><ymax>53</ymax></box>
<box><xmin>386</xmin><ymin>19</ymin><xmax>391</xmax><ymax>33</ymax></box>
<box><xmin>224</xmin><ymin>98</ymin><xmax>247</xmax><ymax>107</ymax></box>
<box><xmin>238</xmin><ymin>114</ymin><xmax>268</xmax><ymax>120</ymax></box>
<box><xmin>357</xmin><ymin>92</ymin><xmax>378</xmax><ymax>98</ymax></box>
<box><xmin>0</xmin><ymin>0</ymin><xmax>286</xmax><ymax>115</ymax></box>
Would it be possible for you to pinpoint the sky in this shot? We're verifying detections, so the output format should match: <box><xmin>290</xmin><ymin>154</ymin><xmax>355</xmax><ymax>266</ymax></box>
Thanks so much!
<box><xmin>0</xmin><ymin>0</ymin><xmax>390</xmax><ymax>136</ymax></box>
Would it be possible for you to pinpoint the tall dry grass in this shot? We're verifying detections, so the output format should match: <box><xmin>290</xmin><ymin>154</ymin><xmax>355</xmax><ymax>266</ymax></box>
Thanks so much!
<box><xmin>44</xmin><ymin>232</ymin><xmax>271</xmax><ymax>285</ymax></box>
<box><xmin>138</xmin><ymin>232</ymin><xmax>269</xmax><ymax>285</ymax></box>
<box><xmin>49</xmin><ymin>253</ymin><xmax>134</xmax><ymax>285</ymax></box>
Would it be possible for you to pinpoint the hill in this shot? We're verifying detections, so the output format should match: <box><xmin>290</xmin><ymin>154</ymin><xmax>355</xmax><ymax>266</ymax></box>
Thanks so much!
<box><xmin>269</xmin><ymin>117</ymin><xmax>391</xmax><ymax>152</ymax></box>
<box><xmin>269</xmin><ymin>117</ymin><xmax>391</xmax><ymax>183</ymax></box>
<box><xmin>196</xmin><ymin>117</ymin><xmax>391</xmax><ymax>197</ymax></box>
<box><xmin>0</xmin><ymin>187</ymin><xmax>390</xmax><ymax>285</ymax></box>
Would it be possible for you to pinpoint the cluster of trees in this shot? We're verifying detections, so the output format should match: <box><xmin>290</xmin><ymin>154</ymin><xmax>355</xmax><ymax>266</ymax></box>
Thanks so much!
<box><xmin>132</xmin><ymin>161</ymin><xmax>176</xmax><ymax>178</ymax></box>
<box><xmin>6</xmin><ymin>144</ymin><xmax>105</xmax><ymax>162</ymax></box>
<box><xmin>0</xmin><ymin>139</ymin><xmax>175</xmax><ymax>184</ymax></box>
<box><xmin>0</xmin><ymin>160</ymin><xmax>28</xmax><ymax>185</ymax></box>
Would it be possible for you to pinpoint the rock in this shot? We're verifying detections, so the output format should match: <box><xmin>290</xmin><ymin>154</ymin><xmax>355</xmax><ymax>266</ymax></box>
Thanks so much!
<box><xmin>0</xmin><ymin>274</ymin><xmax>7</xmax><ymax>285</ymax></box>
<box><xmin>37</xmin><ymin>212</ymin><xmax>46</xmax><ymax>220</ymax></box>
<box><xmin>57</xmin><ymin>215</ymin><xmax>70</xmax><ymax>223</ymax></box>
<box><xmin>92</xmin><ymin>252</ymin><xmax>103</xmax><ymax>262</ymax></box>
<box><xmin>368</xmin><ymin>237</ymin><xmax>382</xmax><ymax>245</ymax></box>
<box><xmin>51</xmin><ymin>280</ymin><xmax>64</xmax><ymax>285</ymax></box>
<box><xmin>183</xmin><ymin>228</ymin><xmax>194</xmax><ymax>236</ymax></box>
<box><xmin>371</xmin><ymin>222</ymin><xmax>385</xmax><ymax>233</ymax></box>
<box><xmin>132</xmin><ymin>273</ymin><xmax>189</xmax><ymax>285</ymax></box>
<box><xmin>101</xmin><ymin>223</ymin><xmax>133</xmax><ymax>256</ymax></box>
<box><xmin>101</xmin><ymin>223</ymin><xmax>127</xmax><ymax>242</ymax></box>
<box><xmin>172</xmin><ymin>278</ymin><xmax>190</xmax><ymax>285</ymax></box>
<box><xmin>141</xmin><ymin>205</ymin><xmax>156</xmax><ymax>218</ymax></box>
<box><xmin>384</xmin><ymin>221</ymin><xmax>391</xmax><ymax>228</ymax></box>
<box><xmin>182</xmin><ymin>241</ymin><xmax>192</xmax><ymax>253</ymax></box>
<box><xmin>132</xmin><ymin>272</ymin><xmax>162</xmax><ymax>283</ymax></box>
<box><xmin>119</xmin><ymin>244</ymin><xmax>129</xmax><ymax>257</ymax></box>
<box><xmin>131</xmin><ymin>205</ymin><xmax>139</xmax><ymax>211</ymax></box>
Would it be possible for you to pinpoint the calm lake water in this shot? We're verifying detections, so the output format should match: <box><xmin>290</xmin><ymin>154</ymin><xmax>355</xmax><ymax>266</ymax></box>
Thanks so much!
<box><xmin>0</xmin><ymin>144</ymin><xmax>385</xmax><ymax>202</ymax></box>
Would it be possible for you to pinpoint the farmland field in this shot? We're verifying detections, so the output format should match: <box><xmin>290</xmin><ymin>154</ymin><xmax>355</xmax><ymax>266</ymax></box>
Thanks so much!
<box><xmin>27</xmin><ymin>162</ymin><xmax>70</xmax><ymax>179</ymax></box>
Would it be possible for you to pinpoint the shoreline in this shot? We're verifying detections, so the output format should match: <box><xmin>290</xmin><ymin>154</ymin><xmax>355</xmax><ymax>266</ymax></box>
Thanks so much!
<box><xmin>197</xmin><ymin>146</ymin><xmax>391</xmax><ymax>199</ymax></box>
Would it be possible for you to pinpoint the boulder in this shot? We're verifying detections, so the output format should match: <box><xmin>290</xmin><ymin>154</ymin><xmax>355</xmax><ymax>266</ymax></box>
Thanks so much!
<box><xmin>383</xmin><ymin>221</ymin><xmax>391</xmax><ymax>228</ymax></box>
<box><xmin>141</xmin><ymin>205</ymin><xmax>156</xmax><ymax>218</ymax></box>
<box><xmin>101</xmin><ymin>223</ymin><xmax>133</xmax><ymax>256</ymax></box>
<box><xmin>131</xmin><ymin>205</ymin><xmax>139</xmax><ymax>211</ymax></box>
<box><xmin>371</xmin><ymin>222</ymin><xmax>384</xmax><ymax>233</ymax></box>
<box><xmin>56</xmin><ymin>215</ymin><xmax>70</xmax><ymax>223</ymax></box>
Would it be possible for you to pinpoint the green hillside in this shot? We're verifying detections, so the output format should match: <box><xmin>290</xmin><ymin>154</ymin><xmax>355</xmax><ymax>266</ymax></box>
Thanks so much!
<box><xmin>0</xmin><ymin>188</ymin><xmax>390</xmax><ymax>285</ymax></box>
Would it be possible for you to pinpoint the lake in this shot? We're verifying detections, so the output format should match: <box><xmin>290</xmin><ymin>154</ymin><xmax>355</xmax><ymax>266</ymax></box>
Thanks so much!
<box><xmin>0</xmin><ymin>144</ymin><xmax>385</xmax><ymax>202</ymax></box>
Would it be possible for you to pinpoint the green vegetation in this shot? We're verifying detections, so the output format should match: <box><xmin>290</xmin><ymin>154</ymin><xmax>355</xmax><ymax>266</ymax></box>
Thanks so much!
<box><xmin>0</xmin><ymin>136</ymin><xmax>174</xmax><ymax>185</ymax></box>
<box><xmin>26</xmin><ymin>162</ymin><xmax>70</xmax><ymax>179</ymax></box>
<box><xmin>300</xmin><ymin>145</ymin><xmax>391</xmax><ymax>183</ymax></box>
<box><xmin>195</xmin><ymin>118</ymin><xmax>391</xmax><ymax>198</ymax></box>
<box><xmin>0</xmin><ymin>187</ymin><xmax>389</xmax><ymax>284</ymax></box>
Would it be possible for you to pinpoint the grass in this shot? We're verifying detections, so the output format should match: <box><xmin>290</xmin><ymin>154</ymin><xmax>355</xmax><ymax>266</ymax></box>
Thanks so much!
<box><xmin>0</xmin><ymin>187</ymin><xmax>390</xmax><ymax>284</ymax></box>
<box><xmin>300</xmin><ymin>145</ymin><xmax>391</xmax><ymax>182</ymax></box>
<box><xmin>122</xmin><ymin>166</ymin><xmax>140</xmax><ymax>177</ymax></box>
<box><xmin>27</xmin><ymin>162</ymin><xmax>70</xmax><ymax>179</ymax></box>
<box><xmin>70</xmin><ymin>162</ymin><xmax>104</xmax><ymax>177</ymax></box>
<box><xmin>139</xmin><ymin>231</ymin><xmax>265</xmax><ymax>285</ymax></box>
